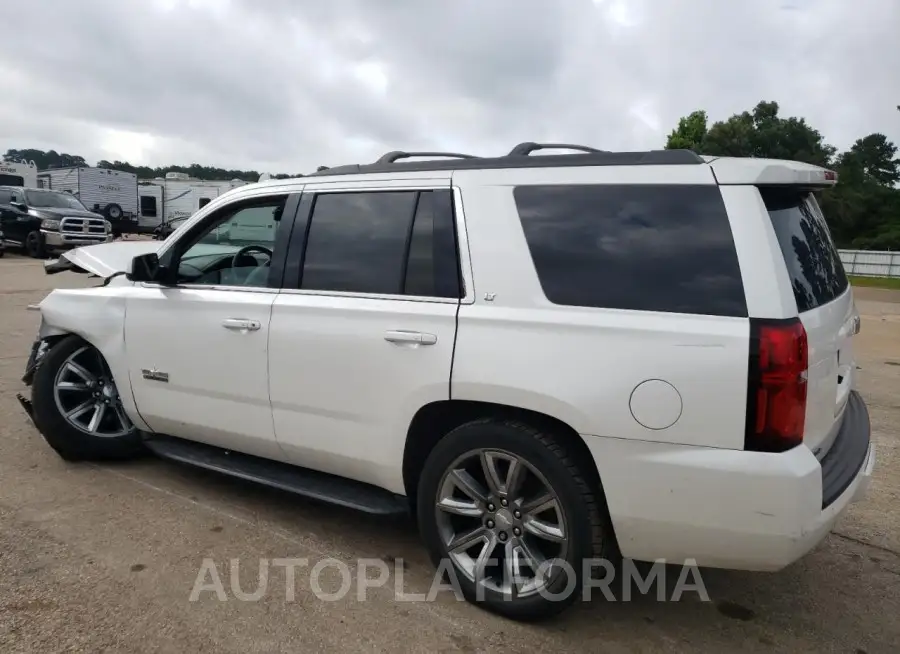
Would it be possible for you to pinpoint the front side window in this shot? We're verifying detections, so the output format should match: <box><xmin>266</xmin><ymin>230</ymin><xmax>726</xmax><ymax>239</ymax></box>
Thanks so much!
<box><xmin>174</xmin><ymin>196</ymin><xmax>286</xmax><ymax>288</ymax></box>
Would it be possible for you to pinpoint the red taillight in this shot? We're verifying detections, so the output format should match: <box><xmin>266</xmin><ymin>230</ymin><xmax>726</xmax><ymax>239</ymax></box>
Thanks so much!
<box><xmin>745</xmin><ymin>318</ymin><xmax>808</xmax><ymax>452</ymax></box>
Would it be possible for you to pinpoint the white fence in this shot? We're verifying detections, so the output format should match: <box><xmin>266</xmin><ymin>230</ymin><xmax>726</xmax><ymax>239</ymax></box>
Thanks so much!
<box><xmin>839</xmin><ymin>249</ymin><xmax>900</xmax><ymax>278</ymax></box>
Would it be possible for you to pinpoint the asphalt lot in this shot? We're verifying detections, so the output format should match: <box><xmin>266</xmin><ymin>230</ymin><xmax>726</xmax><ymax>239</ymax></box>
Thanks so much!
<box><xmin>1</xmin><ymin>251</ymin><xmax>898</xmax><ymax>653</ymax></box>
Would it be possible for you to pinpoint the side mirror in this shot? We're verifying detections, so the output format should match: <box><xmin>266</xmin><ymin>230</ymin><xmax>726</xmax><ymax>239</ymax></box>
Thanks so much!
<box><xmin>10</xmin><ymin>201</ymin><xmax>26</xmax><ymax>211</ymax></box>
<box><xmin>127</xmin><ymin>253</ymin><xmax>165</xmax><ymax>283</ymax></box>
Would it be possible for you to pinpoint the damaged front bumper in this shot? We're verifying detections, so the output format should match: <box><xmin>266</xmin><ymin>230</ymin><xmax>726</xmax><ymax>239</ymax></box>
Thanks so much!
<box><xmin>18</xmin><ymin>338</ymin><xmax>50</xmax><ymax>423</ymax></box>
<box><xmin>22</xmin><ymin>338</ymin><xmax>47</xmax><ymax>386</ymax></box>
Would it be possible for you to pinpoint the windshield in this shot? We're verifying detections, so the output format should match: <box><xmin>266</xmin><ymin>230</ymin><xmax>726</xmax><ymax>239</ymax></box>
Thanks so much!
<box><xmin>25</xmin><ymin>190</ymin><xmax>88</xmax><ymax>211</ymax></box>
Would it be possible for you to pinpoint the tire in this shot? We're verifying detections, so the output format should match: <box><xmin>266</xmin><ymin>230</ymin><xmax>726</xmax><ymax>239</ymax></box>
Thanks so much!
<box><xmin>104</xmin><ymin>203</ymin><xmax>123</xmax><ymax>221</ymax></box>
<box><xmin>30</xmin><ymin>335</ymin><xmax>144</xmax><ymax>462</ymax></box>
<box><xmin>24</xmin><ymin>230</ymin><xmax>45</xmax><ymax>259</ymax></box>
<box><xmin>417</xmin><ymin>418</ymin><xmax>618</xmax><ymax>621</ymax></box>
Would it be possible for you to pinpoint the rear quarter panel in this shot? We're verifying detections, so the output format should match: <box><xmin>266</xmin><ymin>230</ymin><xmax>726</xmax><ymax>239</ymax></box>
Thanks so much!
<box><xmin>451</xmin><ymin>169</ymin><xmax>750</xmax><ymax>449</ymax></box>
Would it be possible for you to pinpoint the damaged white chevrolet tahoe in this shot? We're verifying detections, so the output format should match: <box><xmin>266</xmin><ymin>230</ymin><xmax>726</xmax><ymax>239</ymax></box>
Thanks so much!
<box><xmin>18</xmin><ymin>144</ymin><xmax>875</xmax><ymax>620</ymax></box>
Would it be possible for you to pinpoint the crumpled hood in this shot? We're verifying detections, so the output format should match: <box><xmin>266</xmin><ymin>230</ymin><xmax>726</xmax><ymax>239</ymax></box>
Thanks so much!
<box><xmin>45</xmin><ymin>240</ymin><xmax>163</xmax><ymax>277</ymax></box>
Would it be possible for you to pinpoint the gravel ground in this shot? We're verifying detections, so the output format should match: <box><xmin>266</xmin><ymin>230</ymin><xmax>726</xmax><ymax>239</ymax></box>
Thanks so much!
<box><xmin>1</xmin><ymin>251</ymin><xmax>898</xmax><ymax>653</ymax></box>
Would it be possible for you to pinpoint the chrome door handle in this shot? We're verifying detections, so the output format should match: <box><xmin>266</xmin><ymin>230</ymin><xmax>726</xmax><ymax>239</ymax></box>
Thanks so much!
<box><xmin>384</xmin><ymin>330</ymin><xmax>437</xmax><ymax>345</ymax></box>
<box><xmin>222</xmin><ymin>318</ymin><xmax>261</xmax><ymax>332</ymax></box>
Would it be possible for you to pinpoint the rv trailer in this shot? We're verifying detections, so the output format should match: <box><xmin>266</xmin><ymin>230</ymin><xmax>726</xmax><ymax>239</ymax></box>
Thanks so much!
<box><xmin>37</xmin><ymin>166</ymin><xmax>139</xmax><ymax>235</ymax></box>
<box><xmin>137</xmin><ymin>172</ymin><xmax>249</xmax><ymax>233</ymax></box>
<box><xmin>0</xmin><ymin>159</ymin><xmax>38</xmax><ymax>188</ymax></box>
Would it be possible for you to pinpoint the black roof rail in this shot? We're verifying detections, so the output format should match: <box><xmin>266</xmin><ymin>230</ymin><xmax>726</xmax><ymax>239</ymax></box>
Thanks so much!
<box><xmin>508</xmin><ymin>142</ymin><xmax>608</xmax><ymax>156</ymax></box>
<box><xmin>306</xmin><ymin>148</ymin><xmax>704</xmax><ymax>177</ymax></box>
<box><xmin>375</xmin><ymin>151</ymin><xmax>478</xmax><ymax>164</ymax></box>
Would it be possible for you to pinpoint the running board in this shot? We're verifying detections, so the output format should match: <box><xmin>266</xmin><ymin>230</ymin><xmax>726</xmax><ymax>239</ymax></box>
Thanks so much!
<box><xmin>144</xmin><ymin>435</ymin><xmax>409</xmax><ymax>517</ymax></box>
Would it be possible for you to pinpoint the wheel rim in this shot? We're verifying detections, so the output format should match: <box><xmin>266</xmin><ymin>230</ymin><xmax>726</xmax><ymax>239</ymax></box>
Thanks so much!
<box><xmin>435</xmin><ymin>448</ymin><xmax>569</xmax><ymax>599</ymax></box>
<box><xmin>53</xmin><ymin>346</ymin><xmax>133</xmax><ymax>438</ymax></box>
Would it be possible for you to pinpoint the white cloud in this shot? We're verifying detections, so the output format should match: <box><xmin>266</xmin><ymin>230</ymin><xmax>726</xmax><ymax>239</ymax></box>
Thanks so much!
<box><xmin>0</xmin><ymin>0</ymin><xmax>896</xmax><ymax>174</ymax></box>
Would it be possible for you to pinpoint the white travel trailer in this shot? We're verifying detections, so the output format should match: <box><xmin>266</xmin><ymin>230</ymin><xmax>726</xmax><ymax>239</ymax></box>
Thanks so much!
<box><xmin>137</xmin><ymin>172</ymin><xmax>249</xmax><ymax>232</ymax></box>
<box><xmin>0</xmin><ymin>159</ymin><xmax>38</xmax><ymax>188</ymax></box>
<box><xmin>37</xmin><ymin>167</ymin><xmax>139</xmax><ymax>231</ymax></box>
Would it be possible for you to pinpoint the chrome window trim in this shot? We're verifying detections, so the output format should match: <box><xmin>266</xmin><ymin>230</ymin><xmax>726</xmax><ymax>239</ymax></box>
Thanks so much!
<box><xmin>139</xmin><ymin>282</ymin><xmax>279</xmax><ymax>294</ymax></box>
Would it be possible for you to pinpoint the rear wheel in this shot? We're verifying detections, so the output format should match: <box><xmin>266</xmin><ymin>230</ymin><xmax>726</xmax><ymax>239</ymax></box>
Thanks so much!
<box><xmin>30</xmin><ymin>336</ymin><xmax>144</xmax><ymax>461</ymax></box>
<box><xmin>24</xmin><ymin>230</ymin><xmax>45</xmax><ymax>259</ymax></box>
<box><xmin>417</xmin><ymin>418</ymin><xmax>617</xmax><ymax>621</ymax></box>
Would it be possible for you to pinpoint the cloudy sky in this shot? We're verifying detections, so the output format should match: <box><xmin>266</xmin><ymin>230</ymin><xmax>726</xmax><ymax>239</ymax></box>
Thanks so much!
<box><xmin>0</xmin><ymin>0</ymin><xmax>897</xmax><ymax>174</ymax></box>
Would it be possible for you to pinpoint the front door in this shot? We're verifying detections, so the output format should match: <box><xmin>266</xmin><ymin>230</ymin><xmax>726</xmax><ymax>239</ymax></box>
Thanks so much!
<box><xmin>268</xmin><ymin>185</ymin><xmax>464</xmax><ymax>493</ymax></box>
<box><xmin>124</xmin><ymin>192</ymin><xmax>297</xmax><ymax>461</ymax></box>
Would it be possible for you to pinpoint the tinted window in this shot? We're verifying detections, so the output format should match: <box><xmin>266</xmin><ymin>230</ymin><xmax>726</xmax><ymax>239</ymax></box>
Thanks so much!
<box><xmin>514</xmin><ymin>184</ymin><xmax>747</xmax><ymax>316</ymax></box>
<box><xmin>0</xmin><ymin>189</ymin><xmax>11</xmax><ymax>204</ymax></box>
<box><xmin>404</xmin><ymin>193</ymin><xmax>436</xmax><ymax>296</ymax></box>
<box><xmin>761</xmin><ymin>188</ymin><xmax>849</xmax><ymax>313</ymax></box>
<box><xmin>301</xmin><ymin>191</ymin><xmax>418</xmax><ymax>295</ymax></box>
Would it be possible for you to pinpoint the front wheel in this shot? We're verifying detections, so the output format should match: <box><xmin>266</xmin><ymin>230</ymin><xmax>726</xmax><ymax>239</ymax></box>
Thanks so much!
<box><xmin>24</xmin><ymin>230</ymin><xmax>45</xmax><ymax>259</ymax></box>
<box><xmin>30</xmin><ymin>335</ymin><xmax>144</xmax><ymax>461</ymax></box>
<box><xmin>417</xmin><ymin>419</ymin><xmax>618</xmax><ymax>621</ymax></box>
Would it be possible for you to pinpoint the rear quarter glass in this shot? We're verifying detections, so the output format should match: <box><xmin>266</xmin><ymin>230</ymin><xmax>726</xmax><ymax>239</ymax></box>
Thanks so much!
<box><xmin>513</xmin><ymin>184</ymin><xmax>748</xmax><ymax>317</ymax></box>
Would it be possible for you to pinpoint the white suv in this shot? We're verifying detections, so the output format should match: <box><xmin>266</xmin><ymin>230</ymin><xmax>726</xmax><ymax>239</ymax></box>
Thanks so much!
<box><xmin>18</xmin><ymin>143</ymin><xmax>875</xmax><ymax>620</ymax></box>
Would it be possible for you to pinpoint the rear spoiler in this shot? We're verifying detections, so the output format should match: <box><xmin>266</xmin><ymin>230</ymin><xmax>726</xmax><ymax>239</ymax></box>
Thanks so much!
<box><xmin>707</xmin><ymin>157</ymin><xmax>838</xmax><ymax>187</ymax></box>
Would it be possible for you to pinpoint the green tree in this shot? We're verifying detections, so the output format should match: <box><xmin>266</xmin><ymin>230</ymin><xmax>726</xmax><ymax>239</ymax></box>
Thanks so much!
<box><xmin>838</xmin><ymin>134</ymin><xmax>899</xmax><ymax>187</ymax></box>
<box><xmin>3</xmin><ymin>148</ymin><xmax>87</xmax><ymax>169</ymax></box>
<box><xmin>665</xmin><ymin>110</ymin><xmax>708</xmax><ymax>150</ymax></box>
<box><xmin>666</xmin><ymin>101</ymin><xmax>836</xmax><ymax>167</ymax></box>
<box><xmin>665</xmin><ymin>103</ymin><xmax>900</xmax><ymax>250</ymax></box>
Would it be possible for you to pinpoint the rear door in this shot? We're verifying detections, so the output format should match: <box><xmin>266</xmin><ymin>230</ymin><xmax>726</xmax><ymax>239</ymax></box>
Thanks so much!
<box><xmin>267</xmin><ymin>179</ymin><xmax>462</xmax><ymax>493</ymax></box>
<box><xmin>761</xmin><ymin>187</ymin><xmax>857</xmax><ymax>457</ymax></box>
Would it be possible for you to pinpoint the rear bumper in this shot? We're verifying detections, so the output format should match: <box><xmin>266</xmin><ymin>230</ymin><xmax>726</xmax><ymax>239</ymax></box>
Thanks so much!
<box><xmin>586</xmin><ymin>391</ymin><xmax>875</xmax><ymax>571</ymax></box>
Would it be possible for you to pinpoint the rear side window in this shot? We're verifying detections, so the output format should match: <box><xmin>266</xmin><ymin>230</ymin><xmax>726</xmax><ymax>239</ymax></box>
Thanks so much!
<box><xmin>299</xmin><ymin>190</ymin><xmax>461</xmax><ymax>298</ymax></box>
<box><xmin>760</xmin><ymin>188</ymin><xmax>848</xmax><ymax>313</ymax></box>
<box><xmin>513</xmin><ymin>184</ymin><xmax>747</xmax><ymax>317</ymax></box>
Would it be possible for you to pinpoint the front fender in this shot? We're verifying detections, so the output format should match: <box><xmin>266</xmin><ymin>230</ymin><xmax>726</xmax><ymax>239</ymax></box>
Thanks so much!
<box><xmin>26</xmin><ymin>288</ymin><xmax>151</xmax><ymax>432</ymax></box>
